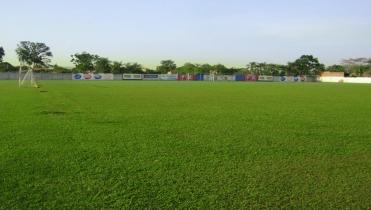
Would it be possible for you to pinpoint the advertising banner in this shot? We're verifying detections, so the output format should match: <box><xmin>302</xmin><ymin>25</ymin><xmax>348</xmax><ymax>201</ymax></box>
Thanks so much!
<box><xmin>72</xmin><ymin>73</ymin><xmax>113</xmax><ymax>80</ymax></box>
<box><xmin>216</xmin><ymin>75</ymin><xmax>235</xmax><ymax>81</ymax></box>
<box><xmin>95</xmin><ymin>73</ymin><xmax>114</xmax><ymax>80</ymax></box>
<box><xmin>292</xmin><ymin>76</ymin><xmax>300</xmax><ymax>82</ymax></box>
<box><xmin>246</xmin><ymin>75</ymin><xmax>258</xmax><ymax>81</ymax></box>
<box><xmin>258</xmin><ymin>75</ymin><xmax>274</xmax><ymax>82</ymax></box>
<box><xmin>235</xmin><ymin>75</ymin><xmax>246</xmax><ymax>81</ymax></box>
<box><xmin>72</xmin><ymin>73</ymin><xmax>83</xmax><ymax>80</ymax></box>
<box><xmin>178</xmin><ymin>74</ymin><xmax>188</xmax><ymax>81</ymax></box>
<box><xmin>279</xmin><ymin>76</ymin><xmax>307</xmax><ymax>82</ymax></box>
<box><xmin>160</xmin><ymin>74</ymin><xmax>178</xmax><ymax>80</ymax></box>
<box><xmin>178</xmin><ymin>74</ymin><xmax>195</xmax><ymax>81</ymax></box>
<box><xmin>203</xmin><ymin>75</ymin><xmax>212</xmax><ymax>81</ymax></box>
<box><xmin>123</xmin><ymin>74</ymin><xmax>143</xmax><ymax>80</ymax></box>
<box><xmin>279</xmin><ymin>76</ymin><xmax>289</xmax><ymax>82</ymax></box>
<box><xmin>300</xmin><ymin>76</ymin><xmax>307</xmax><ymax>82</ymax></box>
<box><xmin>143</xmin><ymin>74</ymin><xmax>160</xmax><ymax>80</ymax></box>
<box><xmin>195</xmin><ymin>74</ymin><xmax>204</xmax><ymax>81</ymax></box>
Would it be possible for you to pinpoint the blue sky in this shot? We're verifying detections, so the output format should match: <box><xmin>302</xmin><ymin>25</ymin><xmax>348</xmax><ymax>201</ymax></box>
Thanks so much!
<box><xmin>1</xmin><ymin>0</ymin><xmax>371</xmax><ymax>68</ymax></box>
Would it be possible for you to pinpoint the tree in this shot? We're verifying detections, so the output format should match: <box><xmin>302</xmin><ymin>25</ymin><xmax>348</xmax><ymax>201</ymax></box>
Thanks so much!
<box><xmin>53</xmin><ymin>64</ymin><xmax>72</xmax><ymax>73</ymax></box>
<box><xmin>276</xmin><ymin>64</ymin><xmax>289</xmax><ymax>76</ymax></box>
<box><xmin>342</xmin><ymin>57</ymin><xmax>371</xmax><ymax>76</ymax></box>
<box><xmin>144</xmin><ymin>68</ymin><xmax>161</xmax><ymax>74</ymax></box>
<box><xmin>177</xmin><ymin>63</ymin><xmax>200</xmax><ymax>74</ymax></box>
<box><xmin>247</xmin><ymin>62</ymin><xmax>259</xmax><ymax>75</ymax></box>
<box><xmin>346</xmin><ymin>65</ymin><xmax>371</xmax><ymax>77</ymax></box>
<box><xmin>0</xmin><ymin>47</ymin><xmax>4</xmax><ymax>62</ymax></box>
<box><xmin>229</xmin><ymin>67</ymin><xmax>243</xmax><ymax>75</ymax></box>
<box><xmin>112</xmin><ymin>61</ymin><xmax>123</xmax><ymax>74</ymax></box>
<box><xmin>288</xmin><ymin>55</ymin><xmax>324</xmax><ymax>76</ymax></box>
<box><xmin>123</xmin><ymin>62</ymin><xmax>143</xmax><ymax>73</ymax></box>
<box><xmin>213</xmin><ymin>64</ymin><xmax>228</xmax><ymax>74</ymax></box>
<box><xmin>199</xmin><ymin>64</ymin><xmax>213</xmax><ymax>74</ymax></box>
<box><xmin>157</xmin><ymin>60</ymin><xmax>176</xmax><ymax>74</ymax></box>
<box><xmin>71</xmin><ymin>52</ymin><xmax>98</xmax><ymax>72</ymax></box>
<box><xmin>15</xmin><ymin>41</ymin><xmax>53</xmax><ymax>68</ymax></box>
<box><xmin>95</xmin><ymin>57</ymin><xmax>112</xmax><ymax>73</ymax></box>
<box><xmin>326</xmin><ymin>65</ymin><xmax>345</xmax><ymax>72</ymax></box>
<box><xmin>0</xmin><ymin>62</ymin><xmax>16</xmax><ymax>72</ymax></box>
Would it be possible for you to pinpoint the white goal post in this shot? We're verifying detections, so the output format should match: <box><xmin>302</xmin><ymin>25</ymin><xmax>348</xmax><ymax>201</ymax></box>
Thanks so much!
<box><xmin>18</xmin><ymin>64</ymin><xmax>38</xmax><ymax>88</ymax></box>
<box><xmin>209</xmin><ymin>70</ymin><xmax>216</xmax><ymax>82</ymax></box>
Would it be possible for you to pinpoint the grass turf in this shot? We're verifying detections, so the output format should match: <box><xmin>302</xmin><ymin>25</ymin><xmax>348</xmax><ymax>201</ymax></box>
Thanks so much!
<box><xmin>0</xmin><ymin>80</ymin><xmax>370</xmax><ymax>209</ymax></box>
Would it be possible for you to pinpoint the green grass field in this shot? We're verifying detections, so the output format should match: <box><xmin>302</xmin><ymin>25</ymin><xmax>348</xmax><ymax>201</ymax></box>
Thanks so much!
<box><xmin>0</xmin><ymin>80</ymin><xmax>370</xmax><ymax>209</ymax></box>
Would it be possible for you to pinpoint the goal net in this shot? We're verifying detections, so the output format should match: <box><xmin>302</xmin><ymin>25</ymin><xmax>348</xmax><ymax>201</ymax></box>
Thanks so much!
<box><xmin>18</xmin><ymin>66</ymin><xmax>38</xmax><ymax>88</ymax></box>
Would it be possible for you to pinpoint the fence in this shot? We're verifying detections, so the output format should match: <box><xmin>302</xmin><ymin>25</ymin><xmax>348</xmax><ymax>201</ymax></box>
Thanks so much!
<box><xmin>2</xmin><ymin>72</ymin><xmax>369</xmax><ymax>83</ymax></box>
<box><xmin>0</xmin><ymin>72</ymin><xmax>320</xmax><ymax>82</ymax></box>
<box><xmin>0</xmin><ymin>72</ymin><xmax>72</xmax><ymax>80</ymax></box>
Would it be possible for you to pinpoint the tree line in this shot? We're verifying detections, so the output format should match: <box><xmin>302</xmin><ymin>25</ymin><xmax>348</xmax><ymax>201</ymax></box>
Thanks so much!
<box><xmin>1</xmin><ymin>42</ymin><xmax>371</xmax><ymax>76</ymax></box>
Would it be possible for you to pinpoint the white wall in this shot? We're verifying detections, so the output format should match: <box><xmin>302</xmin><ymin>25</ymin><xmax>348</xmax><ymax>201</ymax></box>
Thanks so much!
<box><xmin>344</xmin><ymin>77</ymin><xmax>371</xmax><ymax>84</ymax></box>
<box><xmin>320</xmin><ymin>76</ymin><xmax>371</xmax><ymax>84</ymax></box>
<box><xmin>319</xmin><ymin>77</ymin><xmax>345</xmax><ymax>83</ymax></box>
